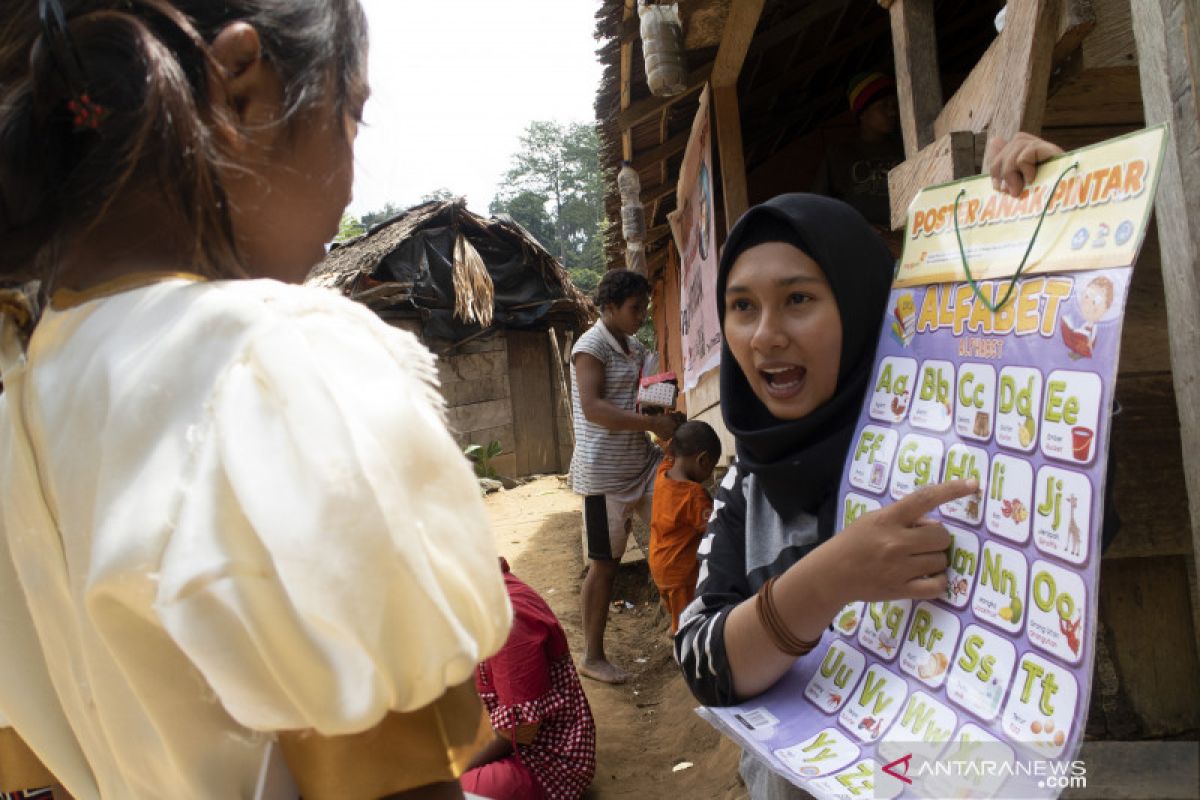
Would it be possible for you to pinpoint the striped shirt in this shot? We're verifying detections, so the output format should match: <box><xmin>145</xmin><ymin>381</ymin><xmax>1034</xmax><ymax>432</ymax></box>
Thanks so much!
<box><xmin>568</xmin><ymin>322</ymin><xmax>657</xmax><ymax>495</ymax></box>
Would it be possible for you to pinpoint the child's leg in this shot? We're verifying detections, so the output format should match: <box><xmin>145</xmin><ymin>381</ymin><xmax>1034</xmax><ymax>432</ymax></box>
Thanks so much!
<box><xmin>460</xmin><ymin>754</ymin><xmax>545</xmax><ymax>800</ymax></box>
<box><xmin>658</xmin><ymin>585</ymin><xmax>696</xmax><ymax>634</ymax></box>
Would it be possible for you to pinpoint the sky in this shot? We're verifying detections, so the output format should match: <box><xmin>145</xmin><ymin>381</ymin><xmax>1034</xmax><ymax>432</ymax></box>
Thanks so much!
<box><xmin>348</xmin><ymin>0</ymin><xmax>604</xmax><ymax>219</ymax></box>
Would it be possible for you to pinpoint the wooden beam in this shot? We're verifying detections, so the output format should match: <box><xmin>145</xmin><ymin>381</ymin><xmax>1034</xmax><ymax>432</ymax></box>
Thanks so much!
<box><xmin>888</xmin><ymin>0</ymin><xmax>943</xmax><ymax>158</ymax></box>
<box><xmin>887</xmin><ymin>131</ymin><xmax>976</xmax><ymax>230</ymax></box>
<box><xmin>932</xmin><ymin>0</ymin><xmax>1060</xmax><ymax>141</ymax></box>
<box><xmin>1052</xmin><ymin>0</ymin><xmax>1097</xmax><ymax>63</ymax></box>
<box><xmin>1131</xmin><ymin>0</ymin><xmax>1200</xmax><ymax>661</ymax></box>
<box><xmin>619</xmin><ymin>0</ymin><xmax>635</xmax><ymax>161</ymax></box>
<box><xmin>713</xmin><ymin>84</ymin><xmax>749</xmax><ymax>229</ymax></box>
<box><xmin>645</xmin><ymin>223</ymin><xmax>671</xmax><ymax>245</ymax></box>
<box><xmin>990</xmin><ymin>0</ymin><xmax>1060</xmax><ymax>140</ymax></box>
<box><xmin>640</xmin><ymin>180</ymin><xmax>679</xmax><ymax>208</ymax></box>
<box><xmin>646</xmin><ymin>246</ymin><xmax>670</xmax><ymax>275</ymax></box>
<box><xmin>618</xmin><ymin>64</ymin><xmax>712</xmax><ymax>130</ymax></box>
<box><xmin>711</xmin><ymin>0</ymin><xmax>766</xmax><ymax>87</ymax></box>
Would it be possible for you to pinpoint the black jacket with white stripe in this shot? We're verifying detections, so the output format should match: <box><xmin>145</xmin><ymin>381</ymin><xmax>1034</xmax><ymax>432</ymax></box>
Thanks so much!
<box><xmin>672</xmin><ymin>461</ymin><xmax>835</xmax><ymax>707</ymax></box>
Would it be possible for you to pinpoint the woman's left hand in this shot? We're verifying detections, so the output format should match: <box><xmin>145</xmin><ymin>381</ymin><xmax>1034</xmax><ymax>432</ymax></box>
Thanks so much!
<box><xmin>985</xmin><ymin>132</ymin><xmax>1064</xmax><ymax>197</ymax></box>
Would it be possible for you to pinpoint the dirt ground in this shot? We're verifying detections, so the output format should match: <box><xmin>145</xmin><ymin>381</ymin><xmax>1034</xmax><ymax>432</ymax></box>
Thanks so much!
<box><xmin>485</xmin><ymin>475</ymin><xmax>748</xmax><ymax>800</ymax></box>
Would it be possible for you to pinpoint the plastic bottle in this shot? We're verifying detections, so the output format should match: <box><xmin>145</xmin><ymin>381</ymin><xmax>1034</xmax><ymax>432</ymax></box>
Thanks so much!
<box><xmin>639</xmin><ymin>3</ymin><xmax>686</xmax><ymax>98</ymax></box>
<box><xmin>617</xmin><ymin>162</ymin><xmax>641</xmax><ymax>203</ymax></box>
<box><xmin>618</xmin><ymin>161</ymin><xmax>646</xmax><ymax>243</ymax></box>
<box><xmin>625</xmin><ymin>241</ymin><xmax>647</xmax><ymax>274</ymax></box>
<box><xmin>621</xmin><ymin>203</ymin><xmax>646</xmax><ymax>243</ymax></box>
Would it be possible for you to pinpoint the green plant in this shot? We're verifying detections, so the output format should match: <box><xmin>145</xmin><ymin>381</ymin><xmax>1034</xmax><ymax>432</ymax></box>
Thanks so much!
<box><xmin>464</xmin><ymin>440</ymin><xmax>504</xmax><ymax>479</ymax></box>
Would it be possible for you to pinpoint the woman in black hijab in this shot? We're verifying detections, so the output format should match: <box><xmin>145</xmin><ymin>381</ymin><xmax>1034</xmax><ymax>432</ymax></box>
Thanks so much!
<box><xmin>674</xmin><ymin>135</ymin><xmax>1119</xmax><ymax>798</ymax></box>
<box><xmin>671</xmin><ymin>194</ymin><xmax>976</xmax><ymax>797</ymax></box>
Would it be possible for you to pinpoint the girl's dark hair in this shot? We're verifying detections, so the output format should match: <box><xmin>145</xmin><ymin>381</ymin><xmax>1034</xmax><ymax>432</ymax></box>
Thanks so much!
<box><xmin>0</xmin><ymin>0</ymin><xmax>368</xmax><ymax>283</ymax></box>
<box><xmin>594</xmin><ymin>268</ymin><xmax>650</xmax><ymax>309</ymax></box>
<box><xmin>668</xmin><ymin>419</ymin><xmax>722</xmax><ymax>461</ymax></box>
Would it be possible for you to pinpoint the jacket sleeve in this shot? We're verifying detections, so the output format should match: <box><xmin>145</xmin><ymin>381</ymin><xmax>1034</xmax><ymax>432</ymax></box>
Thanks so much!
<box><xmin>673</xmin><ymin>462</ymin><xmax>750</xmax><ymax>707</ymax></box>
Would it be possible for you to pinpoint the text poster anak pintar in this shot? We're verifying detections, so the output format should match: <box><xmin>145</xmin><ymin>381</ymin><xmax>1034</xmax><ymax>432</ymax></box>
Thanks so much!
<box><xmin>697</xmin><ymin>126</ymin><xmax>1167</xmax><ymax>800</ymax></box>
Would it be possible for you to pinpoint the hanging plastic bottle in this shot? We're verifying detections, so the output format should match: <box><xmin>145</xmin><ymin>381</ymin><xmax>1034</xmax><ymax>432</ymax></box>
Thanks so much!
<box><xmin>617</xmin><ymin>162</ymin><xmax>642</xmax><ymax>203</ymax></box>
<box><xmin>621</xmin><ymin>203</ymin><xmax>646</xmax><ymax>244</ymax></box>
<box><xmin>639</xmin><ymin>3</ymin><xmax>686</xmax><ymax>98</ymax></box>
<box><xmin>625</xmin><ymin>241</ymin><xmax>647</xmax><ymax>274</ymax></box>
<box><xmin>618</xmin><ymin>161</ymin><xmax>646</xmax><ymax>243</ymax></box>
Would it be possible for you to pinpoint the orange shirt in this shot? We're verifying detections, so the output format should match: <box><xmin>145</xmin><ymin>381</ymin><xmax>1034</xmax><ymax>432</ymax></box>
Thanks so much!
<box><xmin>649</xmin><ymin>458</ymin><xmax>713</xmax><ymax>587</ymax></box>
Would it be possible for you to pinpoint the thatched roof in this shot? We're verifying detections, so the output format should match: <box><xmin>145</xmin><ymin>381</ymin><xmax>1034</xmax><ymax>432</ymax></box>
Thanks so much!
<box><xmin>309</xmin><ymin>199</ymin><xmax>595</xmax><ymax>340</ymax></box>
<box><xmin>594</xmin><ymin>0</ymin><xmax>1001</xmax><ymax>273</ymax></box>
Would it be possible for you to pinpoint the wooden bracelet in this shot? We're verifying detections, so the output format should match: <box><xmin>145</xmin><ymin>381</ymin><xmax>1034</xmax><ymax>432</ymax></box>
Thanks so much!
<box><xmin>755</xmin><ymin>575</ymin><xmax>824</xmax><ymax>657</ymax></box>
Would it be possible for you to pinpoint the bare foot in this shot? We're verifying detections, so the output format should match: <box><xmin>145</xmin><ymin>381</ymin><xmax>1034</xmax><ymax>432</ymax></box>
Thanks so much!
<box><xmin>578</xmin><ymin>658</ymin><xmax>629</xmax><ymax>685</ymax></box>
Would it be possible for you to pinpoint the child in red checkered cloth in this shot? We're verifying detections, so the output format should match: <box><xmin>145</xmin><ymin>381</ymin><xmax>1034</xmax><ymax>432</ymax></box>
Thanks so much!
<box><xmin>461</xmin><ymin>560</ymin><xmax>596</xmax><ymax>800</ymax></box>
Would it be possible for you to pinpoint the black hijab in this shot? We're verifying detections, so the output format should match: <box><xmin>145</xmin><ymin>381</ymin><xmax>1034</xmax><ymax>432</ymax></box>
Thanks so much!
<box><xmin>717</xmin><ymin>194</ymin><xmax>894</xmax><ymax>527</ymax></box>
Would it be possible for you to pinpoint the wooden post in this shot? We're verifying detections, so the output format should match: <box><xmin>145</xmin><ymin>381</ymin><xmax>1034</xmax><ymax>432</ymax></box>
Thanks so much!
<box><xmin>713</xmin><ymin>85</ymin><xmax>749</xmax><ymax>227</ymax></box>
<box><xmin>547</xmin><ymin>327</ymin><xmax>574</xmax><ymax>447</ymax></box>
<box><xmin>1131</xmin><ymin>0</ymin><xmax>1200</xmax><ymax>659</ymax></box>
<box><xmin>888</xmin><ymin>0</ymin><xmax>944</xmax><ymax>158</ymax></box>
<box><xmin>988</xmin><ymin>0</ymin><xmax>1060</xmax><ymax>141</ymax></box>
<box><xmin>709</xmin><ymin>0</ymin><xmax>764</xmax><ymax>230</ymax></box>
<box><xmin>620</xmin><ymin>0</ymin><xmax>635</xmax><ymax>162</ymax></box>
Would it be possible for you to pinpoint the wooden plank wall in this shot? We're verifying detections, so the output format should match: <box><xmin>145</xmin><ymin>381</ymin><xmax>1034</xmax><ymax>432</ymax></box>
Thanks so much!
<box><xmin>507</xmin><ymin>330</ymin><xmax>561</xmax><ymax>476</ymax></box>
<box><xmin>1091</xmin><ymin>224</ymin><xmax>1200</xmax><ymax>737</ymax></box>
<box><xmin>437</xmin><ymin>334</ymin><xmax>518</xmax><ymax>479</ymax></box>
<box><xmin>651</xmin><ymin>244</ymin><xmax>687</xmax><ymax>412</ymax></box>
<box><xmin>548</xmin><ymin>328</ymin><xmax>575</xmax><ymax>474</ymax></box>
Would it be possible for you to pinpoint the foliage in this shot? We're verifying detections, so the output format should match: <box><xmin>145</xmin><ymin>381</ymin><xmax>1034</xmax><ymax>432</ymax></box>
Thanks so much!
<box><xmin>359</xmin><ymin>202</ymin><xmax>405</xmax><ymax>231</ymax></box>
<box><xmin>335</xmin><ymin>213</ymin><xmax>366</xmax><ymax>243</ymax></box>
<box><xmin>464</xmin><ymin>440</ymin><xmax>504</xmax><ymax>479</ymax></box>
<box><xmin>490</xmin><ymin>120</ymin><xmax>606</xmax><ymax>294</ymax></box>
<box><xmin>489</xmin><ymin>189</ymin><xmax>556</xmax><ymax>248</ymax></box>
<box><xmin>337</xmin><ymin>119</ymin><xmax>608</xmax><ymax>297</ymax></box>
<box><xmin>420</xmin><ymin>187</ymin><xmax>458</xmax><ymax>203</ymax></box>
<box><xmin>637</xmin><ymin>304</ymin><xmax>656</xmax><ymax>350</ymax></box>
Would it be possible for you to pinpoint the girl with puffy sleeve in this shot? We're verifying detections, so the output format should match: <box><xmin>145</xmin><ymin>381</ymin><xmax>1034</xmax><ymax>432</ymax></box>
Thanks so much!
<box><xmin>0</xmin><ymin>2</ymin><xmax>510</xmax><ymax>798</ymax></box>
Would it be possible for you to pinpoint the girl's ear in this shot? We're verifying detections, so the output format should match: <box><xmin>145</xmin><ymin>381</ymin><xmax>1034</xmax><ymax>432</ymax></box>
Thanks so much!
<box><xmin>207</xmin><ymin>22</ymin><xmax>283</xmax><ymax>151</ymax></box>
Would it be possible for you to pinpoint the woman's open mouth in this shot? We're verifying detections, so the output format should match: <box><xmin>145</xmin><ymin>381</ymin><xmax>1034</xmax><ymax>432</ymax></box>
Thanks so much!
<box><xmin>759</xmin><ymin>365</ymin><xmax>806</xmax><ymax>400</ymax></box>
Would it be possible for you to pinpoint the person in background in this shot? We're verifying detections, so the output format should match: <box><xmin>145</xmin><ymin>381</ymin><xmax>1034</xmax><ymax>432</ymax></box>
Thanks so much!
<box><xmin>649</xmin><ymin>420</ymin><xmax>721</xmax><ymax>633</ymax></box>
<box><xmin>570</xmin><ymin>269</ymin><xmax>678</xmax><ymax>685</ymax></box>
<box><xmin>811</xmin><ymin>71</ymin><xmax>905</xmax><ymax>235</ymax></box>
<box><xmin>0</xmin><ymin>2</ymin><xmax>511</xmax><ymax>798</ymax></box>
<box><xmin>461</xmin><ymin>560</ymin><xmax>596</xmax><ymax>800</ymax></box>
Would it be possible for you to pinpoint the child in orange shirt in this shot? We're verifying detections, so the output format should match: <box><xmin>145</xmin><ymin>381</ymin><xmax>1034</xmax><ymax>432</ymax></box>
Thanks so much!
<box><xmin>649</xmin><ymin>421</ymin><xmax>722</xmax><ymax>632</ymax></box>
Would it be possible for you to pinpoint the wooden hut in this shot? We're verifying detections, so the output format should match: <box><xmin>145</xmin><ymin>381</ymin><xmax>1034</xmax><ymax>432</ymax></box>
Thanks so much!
<box><xmin>595</xmin><ymin>0</ymin><xmax>1197</xmax><ymax>742</ymax></box>
<box><xmin>309</xmin><ymin>199</ymin><xmax>594</xmax><ymax>479</ymax></box>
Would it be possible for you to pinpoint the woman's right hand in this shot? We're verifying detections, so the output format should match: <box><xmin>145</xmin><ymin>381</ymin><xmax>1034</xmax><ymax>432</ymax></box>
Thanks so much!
<box><xmin>821</xmin><ymin>478</ymin><xmax>979</xmax><ymax>604</ymax></box>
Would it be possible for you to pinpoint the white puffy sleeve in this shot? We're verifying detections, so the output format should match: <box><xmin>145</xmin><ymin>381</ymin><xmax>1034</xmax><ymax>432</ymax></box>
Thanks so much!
<box><xmin>155</xmin><ymin>295</ymin><xmax>512</xmax><ymax>735</ymax></box>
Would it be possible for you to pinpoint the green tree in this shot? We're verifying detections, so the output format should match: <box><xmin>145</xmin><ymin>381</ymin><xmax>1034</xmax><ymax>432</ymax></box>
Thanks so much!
<box><xmin>493</xmin><ymin>120</ymin><xmax>606</xmax><ymax>292</ymax></box>
<box><xmin>489</xmin><ymin>190</ymin><xmax>556</xmax><ymax>250</ymax></box>
<box><xmin>420</xmin><ymin>187</ymin><xmax>458</xmax><ymax>203</ymax></box>
<box><xmin>359</xmin><ymin>202</ymin><xmax>405</xmax><ymax>230</ymax></box>
<box><xmin>335</xmin><ymin>213</ymin><xmax>366</xmax><ymax>243</ymax></box>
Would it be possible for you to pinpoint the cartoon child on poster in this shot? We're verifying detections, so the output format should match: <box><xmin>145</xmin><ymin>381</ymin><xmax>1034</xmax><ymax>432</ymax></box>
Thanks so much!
<box><xmin>1060</xmin><ymin>275</ymin><xmax>1121</xmax><ymax>359</ymax></box>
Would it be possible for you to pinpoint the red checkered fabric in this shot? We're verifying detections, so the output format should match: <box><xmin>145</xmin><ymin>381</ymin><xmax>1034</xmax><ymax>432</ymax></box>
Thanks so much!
<box><xmin>475</xmin><ymin>564</ymin><xmax>596</xmax><ymax>800</ymax></box>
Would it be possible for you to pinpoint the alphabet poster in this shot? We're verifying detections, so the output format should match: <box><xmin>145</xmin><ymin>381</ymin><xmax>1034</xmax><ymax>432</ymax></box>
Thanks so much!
<box><xmin>698</xmin><ymin>127</ymin><xmax>1166</xmax><ymax>799</ymax></box>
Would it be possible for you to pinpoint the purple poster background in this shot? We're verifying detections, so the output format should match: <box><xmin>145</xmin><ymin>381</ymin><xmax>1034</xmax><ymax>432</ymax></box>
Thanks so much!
<box><xmin>701</xmin><ymin>267</ymin><xmax>1129</xmax><ymax>800</ymax></box>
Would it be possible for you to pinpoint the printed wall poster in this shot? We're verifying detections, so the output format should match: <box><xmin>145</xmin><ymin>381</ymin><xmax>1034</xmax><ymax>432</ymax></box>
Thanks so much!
<box><xmin>697</xmin><ymin>127</ymin><xmax>1167</xmax><ymax>799</ymax></box>
<box><xmin>668</xmin><ymin>85</ymin><xmax>722</xmax><ymax>391</ymax></box>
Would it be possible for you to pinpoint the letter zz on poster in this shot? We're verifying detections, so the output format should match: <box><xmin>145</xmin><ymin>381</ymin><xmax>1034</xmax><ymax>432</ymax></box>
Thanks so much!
<box><xmin>696</xmin><ymin>127</ymin><xmax>1166</xmax><ymax>799</ymax></box>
